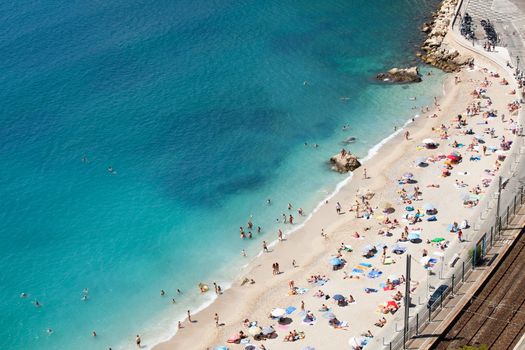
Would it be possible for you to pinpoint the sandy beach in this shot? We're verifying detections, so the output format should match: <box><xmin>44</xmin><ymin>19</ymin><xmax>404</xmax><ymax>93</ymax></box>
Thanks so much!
<box><xmin>153</xmin><ymin>14</ymin><xmax>522</xmax><ymax>350</ymax></box>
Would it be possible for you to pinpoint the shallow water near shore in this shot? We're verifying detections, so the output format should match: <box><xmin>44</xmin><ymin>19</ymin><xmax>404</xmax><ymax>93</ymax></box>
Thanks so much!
<box><xmin>0</xmin><ymin>0</ymin><xmax>443</xmax><ymax>348</ymax></box>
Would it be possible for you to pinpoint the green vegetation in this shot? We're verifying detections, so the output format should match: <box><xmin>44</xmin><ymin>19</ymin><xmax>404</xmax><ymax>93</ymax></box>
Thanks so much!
<box><xmin>455</xmin><ymin>344</ymin><xmax>489</xmax><ymax>350</ymax></box>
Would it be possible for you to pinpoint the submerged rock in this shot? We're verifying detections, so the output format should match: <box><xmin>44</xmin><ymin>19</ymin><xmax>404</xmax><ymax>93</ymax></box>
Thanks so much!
<box><xmin>376</xmin><ymin>67</ymin><xmax>422</xmax><ymax>83</ymax></box>
<box><xmin>330</xmin><ymin>149</ymin><xmax>361</xmax><ymax>173</ymax></box>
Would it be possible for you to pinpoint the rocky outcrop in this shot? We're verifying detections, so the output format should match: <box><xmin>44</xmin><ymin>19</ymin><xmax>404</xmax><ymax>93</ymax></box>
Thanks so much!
<box><xmin>418</xmin><ymin>0</ymin><xmax>473</xmax><ymax>72</ymax></box>
<box><xmin>330</xmin><ymin>150</ymin><xmax>361</xmax><ymax>173</ymax></box>
<box><xmin>376</xmin><ymin>67</ymin><xmax>422</xmax><ymax>83</ymax></box>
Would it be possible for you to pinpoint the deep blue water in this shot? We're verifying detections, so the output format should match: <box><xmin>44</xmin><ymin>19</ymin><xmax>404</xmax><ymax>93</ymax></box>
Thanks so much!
<box><xmin>0</xmin><ymin>0</ymin><xmax>443</xmax><ymax>348</ymax></box>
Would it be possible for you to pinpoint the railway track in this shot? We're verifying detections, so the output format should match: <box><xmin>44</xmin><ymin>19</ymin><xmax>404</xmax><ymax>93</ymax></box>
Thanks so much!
<box><xmin>433</xmin><ymin>231</ymin><xmax>525</xmax><ymax>350</ymax></box>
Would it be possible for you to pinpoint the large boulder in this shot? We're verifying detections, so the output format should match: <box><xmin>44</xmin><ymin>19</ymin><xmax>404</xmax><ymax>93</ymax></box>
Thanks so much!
<box><xmin>376</xmin><ymin>67</ymin><xmax>422</xmax><ymax>83</ymax></box>
<box><xmin>330</xmin><ymin>150</ymin><xmax>361</xmax><ymax>173</ymax></box>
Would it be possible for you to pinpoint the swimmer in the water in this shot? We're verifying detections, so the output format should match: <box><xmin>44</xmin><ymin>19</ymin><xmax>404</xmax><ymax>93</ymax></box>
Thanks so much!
<box><xmin>81</xmin><ymin>295</ymin><xmax>88</xmax><ymax>301</ymax></box>
<box><xmin>20</xmin><ymin>292</ymin><xmax>28</xmax><ymax>298</ymax></box>
<box><xmin>107</xmin><ymin>166</ymin><xmax>113</xmax><ymax>173</ymax></box>
<box><xmin>47</xmin><ymin>328</ymin><xmax>53</xmax><ymax>335</ymax></box>
<box><xmin>34</xmin><ymin>300</ymin><xmax>41</xmax><ymax>308</ymax></box>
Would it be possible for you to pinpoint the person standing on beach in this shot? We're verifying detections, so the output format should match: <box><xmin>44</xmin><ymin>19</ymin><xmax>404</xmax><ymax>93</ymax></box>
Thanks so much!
<box><xmin>214</xmin><ymin>313</ymin><xmax>220</xmax><ymax>327</ymax></box>
<box><xmin>363</xmin><ymin>168</ymin><xmax>367</xmax><ymax>179</ymax></box>
<box><xmin>405</xmin><ymin>130</ymin><xmax>410</xmax><ymax>140</ymax></box>
<box><xmin>301</xmin><ymin>300</ymin><xmax>305</xmax><ymax>311</ymax></box>
<box><xmin>278</xmin><ymin>229</ymin><xmax>283</xmax><ymax>241</ymax></box>
<box><xmin>263</xmin><ymin>241</ymin><xmax>269</xmax><ymax>252</ymax></box>
<box><xmin>336</xmin><ymin>202</ymin><xmax>342</xmax><ymax>214</ymax></box>
<box><xmin>213</xmin><ymin>282</ymin><xmax>218</xmax><ymax>294</ymax></box>
<box><xmin>289</xmin><ymin>214</ymin><xmax>294</xmax><ymax>224</ymax></box>
<box><xmin>187</xmin><ymin>310</ymin><xmax>192</xmax><ymax>322</ymax></box>
<box><xmin>135</xmin><ymin>335</ymin><xmax>141</xmax><ymax>347</ymax></box>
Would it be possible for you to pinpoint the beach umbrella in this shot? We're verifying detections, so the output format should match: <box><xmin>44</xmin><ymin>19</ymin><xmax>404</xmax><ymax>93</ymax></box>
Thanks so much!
<box><xmin>262</xmin><ymin>326</ymin><xmax>275</xmax><ymax>335</ymax></box>
<box><xmin>431</xmin><ymin>237</ymin><xmax>445</xmax><ymax>243</ymax></box>
<box><xmin>362</xmin><ymin>245</ymin><xmax>374</xmax><ymax>253</ymax></box>
<box><xmin>422</xmin><ymin>138</ymin><xmax>435</xmax><ymax>144</ymax></box>
<box><xmin>349</xmin><ymin>336</ymin><xmax>366</xmax><ymax>347</ymax></box>
<box><xmin>415</xmin><ymin>157</ymin><xmax>427</xmax><ymax>166</ymax></box>
<box><xmin>408</xmin><ymin>232</ymin><xmax>420</xmax><ymax>240</ymax></box>
<box><xmin>392</xmin><ymin>245</ymin><xmax>406</xmax><ymax>254</ymax></box>
<box><xmin>329</xmin><ymin>257</ymin><xmax>343</xmax><ymax>266</ymax></box>
<box><xmin>423</xmin><ymin>203</ymin><xmax>436</xmax><ymax>211</ymax></box>
<box><xmin>248</xmin><ymin>326</ymin><xmax>262</xmax><ymax>336</ymax></box>
<box><xmin>375</xmin><ymin>242</ymin><xmax>387</xmax><ymax>250</ymax></box>
<box><xmin>323</xmin><ymin>312</ymin><xmax>337</xmax><ymax>320</ymax></box>
<box><xmin>420</xmin><ymin>256</ymin><xmax>432</xmax><ymax>265</ymax></box>
<box><xmin>271</xmin><ymin>308</ymin><xmax>286</xmax><ymax>318</ymax></box>
<box><xmin>460</xmin><ymin>193</ymin><xmax>471</xmax><ymax>201</ymax></box>
<box><xmin>332</xmin><ymin>294</ymin><xmax>345</xmax><ymax>301</ymax></box>
<box><xmin>402</xmin><ymin>172</ymin><xmax>414</xmax><ymax>179</ymax></box>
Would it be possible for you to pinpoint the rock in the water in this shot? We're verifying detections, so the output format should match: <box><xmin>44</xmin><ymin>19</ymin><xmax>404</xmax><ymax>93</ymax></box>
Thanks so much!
<box><xmin>376</xmin><ymin>66</ymin><xmax>422</xmax><ymax>83</ymax></box>
<box><xmin>330</xmin><ymin>150</ymin><xmax>361</xmax><ymax>173</ymax></box>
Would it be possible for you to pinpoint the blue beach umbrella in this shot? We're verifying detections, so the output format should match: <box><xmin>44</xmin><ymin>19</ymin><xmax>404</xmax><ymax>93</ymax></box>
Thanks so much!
<box><xmin>329</xmin><ymin>257</ymin><xmax>343</xmax><ymax>266</ymax></box>
<box><xmin>362</xmin><ymin>245</ymin><xmax>374</xmax><ymax>253</ymax></box>
<box><xmin>332</xmin><ymin>294</ymin><xmax>345</xmax><ymax>301</ymax></box>
<box><xmin>408</xmin><ymin>232</ymin><xmax>420</xmax><ymax>240</ymax></box>
<box><xmin>424</xmin><ymin>203</ymin><xmax>436</xmax><ymax>211</ymax></box>
<box><xmin>323</xmin><ymin>312</ymin><xmax>337</xmax><ymax>320</ymax></box>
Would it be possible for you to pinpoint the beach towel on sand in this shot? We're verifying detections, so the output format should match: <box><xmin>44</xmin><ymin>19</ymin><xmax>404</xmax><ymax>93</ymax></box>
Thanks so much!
<box><xmin>286</xmin><ymin>306</ymin><xmax>296</xmax><ymax>314</ymax></box>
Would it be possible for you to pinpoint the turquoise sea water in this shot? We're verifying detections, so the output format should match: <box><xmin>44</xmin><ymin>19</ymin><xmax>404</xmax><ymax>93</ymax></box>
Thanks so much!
<box><xmin>0</xmin><ymin>0</ymin><xmax>444</xmax><ymax>349</ymax></box>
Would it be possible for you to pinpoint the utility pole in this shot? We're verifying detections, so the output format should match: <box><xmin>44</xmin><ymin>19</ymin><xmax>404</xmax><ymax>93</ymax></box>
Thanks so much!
<box><xmin>403</xmin><ymin>254</ymin><xmax>411</xmax><ymax>348</ymax></box>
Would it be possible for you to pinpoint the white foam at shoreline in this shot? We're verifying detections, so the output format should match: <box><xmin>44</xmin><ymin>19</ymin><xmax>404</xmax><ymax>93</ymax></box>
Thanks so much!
<box><xmin>145</xmin><ymin>76</ymin><xmax>449</xmax><ymax>350</ymax></box>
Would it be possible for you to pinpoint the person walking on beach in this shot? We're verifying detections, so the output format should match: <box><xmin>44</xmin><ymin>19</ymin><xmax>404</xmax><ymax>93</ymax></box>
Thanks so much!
<box><xmin>263</xmin><ymin>241</ymin><xmax>269</xmax><ymax>252</ymax></box>
<box><xmin>213</xmin><ymin>282</ymin><xmax>218</xmax><ymax>294</ymax></box>
<box><xmin>405</xmin><ymin>130</ymin><xmax>410</xmax><ymax>140</ymax></box>
<box><xmin>336</xmin><ymin>202</ymin><xmax>342</xmax><ymax>214</ymax></box>
<box><xmin>187</xmin><ymin>310</ymin><xmax>192</xmax><ymax>322</ymax></box>
<box><xmin>301</xmin><ymin>300</ymin><xmax>305</xmax><ymax>311</ymax></box>
<box><xmin>135</xmin><ymin>335</ymin><xmax>141</xmax><ymax>347</ymax></box>
<box><xmin>278</xmin><ymin>229</ymin><xmax>283</xmax><ymax>241</ymax></box>
<box><xmin>214</xmin><ymin>313</ymin><xmax>220</xmax><ymax>327</ymax></box>
<box><xmin>363</xmin><ymin>168</ymin><xmax>367</xmax><ymax>180</ymax></box>
<box><xmin>458</xmin><ymin>229</ymin><xmax>463</xmax><ymax>242</ymax></box>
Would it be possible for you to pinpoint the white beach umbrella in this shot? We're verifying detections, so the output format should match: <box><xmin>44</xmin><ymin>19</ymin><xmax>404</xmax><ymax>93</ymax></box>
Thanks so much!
<box><xmin>271</xmin><ymin>308</ymin><xmax>286</xmax><ymax>318</ymax></box>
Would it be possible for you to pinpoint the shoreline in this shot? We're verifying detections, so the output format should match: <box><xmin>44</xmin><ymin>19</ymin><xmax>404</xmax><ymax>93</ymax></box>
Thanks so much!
<box><xmin>151</xmin><ymin>6</ymin><xmax>521</xmax><ymax>350</ymax></box>
<box><xmin>152</xmin><ymin>76</ymin><xmax>462</xmax><ymax>349</ymax></box>
<box><xmin>138</xmin><ymin>79</ymin><xmax>445</xmax><ymax>350</ymax></box>
<box><xmin>136</xmin><ymin>94</ymin><xmax>436</xmax><ymax>350</ymax></box>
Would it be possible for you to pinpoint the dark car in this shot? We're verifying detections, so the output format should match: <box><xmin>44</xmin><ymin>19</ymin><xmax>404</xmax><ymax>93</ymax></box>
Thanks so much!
<box><xmin>427</xmin><ymin>284</ymin><xmax>449</xmax><ymax>309</ymax></box>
